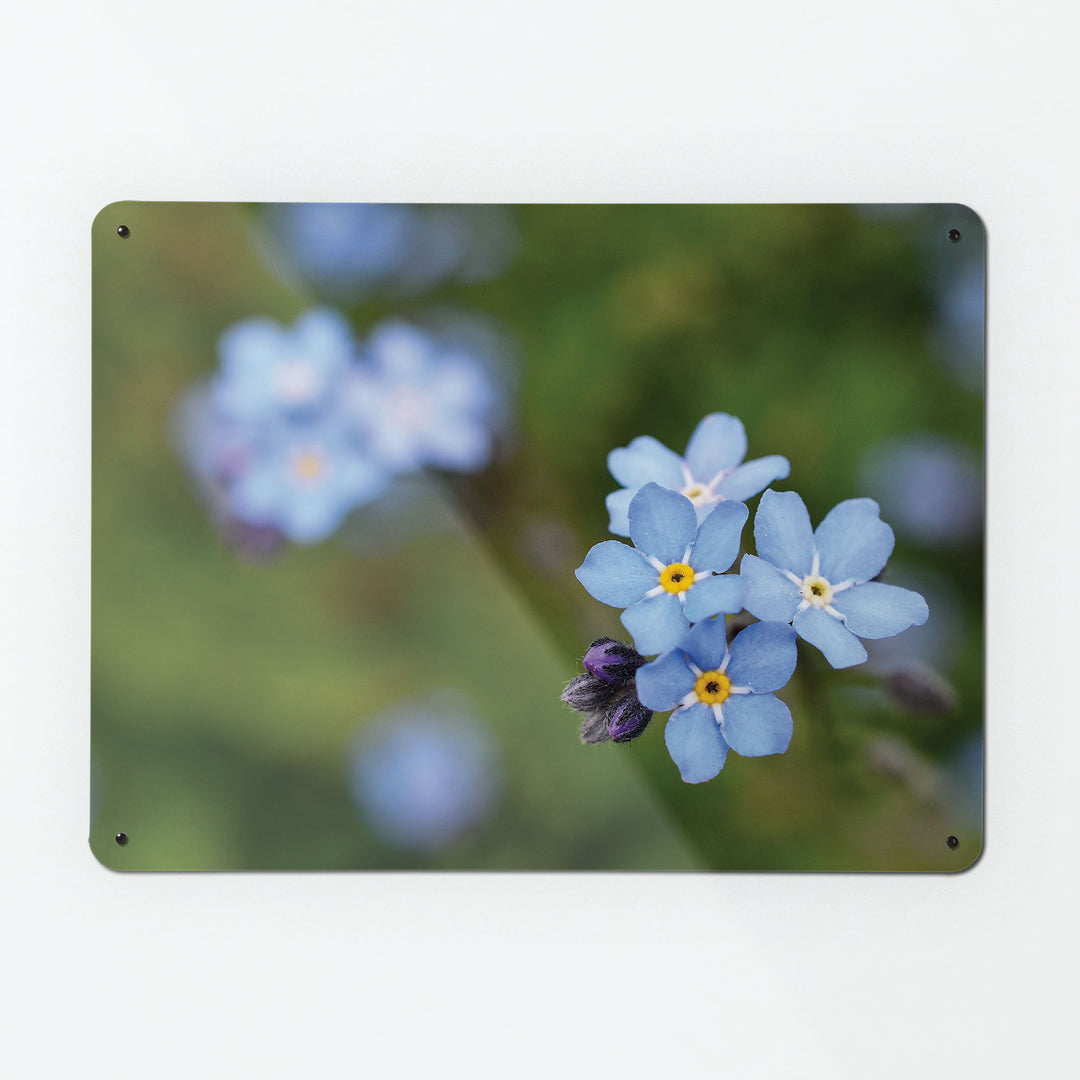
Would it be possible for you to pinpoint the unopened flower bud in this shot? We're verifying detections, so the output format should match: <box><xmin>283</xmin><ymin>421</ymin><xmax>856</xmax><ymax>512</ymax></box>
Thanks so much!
<box><xmin>582</xmin><ymin>638</ymin><xmax>646</xmax><ymax>685</ymax></box>
<box><xmin>561</xmin><ymin>673</ymin><xmax>618</xmax><ymax>714</ymax></box>
<box><xmin>884</xmin><ymin>663</ymin><xmax>958</xmax><ymax>715</ymax></box>
<box><xmin>606</xmin><ymin>694</ymin><xmax>653</xmax><ymax>744</ymax></box>
<box><xmin>579</xmin><ymin>709</ymin><xmax>614</xmax><ymax>745</ymax></box>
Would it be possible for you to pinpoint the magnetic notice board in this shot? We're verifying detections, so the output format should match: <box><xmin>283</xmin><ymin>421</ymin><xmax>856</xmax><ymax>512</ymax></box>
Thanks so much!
<box><xmin>91</xmin><ymin>203</ymin><xmax>984</xmax><ymax>871</ymax></box>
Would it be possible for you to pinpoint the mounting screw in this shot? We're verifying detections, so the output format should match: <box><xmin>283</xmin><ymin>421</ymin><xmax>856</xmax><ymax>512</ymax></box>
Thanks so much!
<box><xmin>115</xmin><ymin>832</ymin><xmax>129</xmax><ymax>846</ymax></box>
<box><xmin>947</xmin><ymin>228</ymin><xmax>961</xmax><ymax>243</ymax></box>
<box><xmin>116</xmin><ymin>224</ymin><xmax>131</xmax><ymax>239</ymax></box>
<box><xmin>945</xmin><ymin>835</ymin><xmax>959</xmax><ymax>850</ymax></box>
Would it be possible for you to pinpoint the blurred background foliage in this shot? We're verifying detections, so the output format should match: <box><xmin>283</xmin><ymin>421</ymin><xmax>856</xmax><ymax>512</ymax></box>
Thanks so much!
<box><xmin>92</xmin><ymin>202</ymin><xmax>983</xmax><ymax>871</ymax></box>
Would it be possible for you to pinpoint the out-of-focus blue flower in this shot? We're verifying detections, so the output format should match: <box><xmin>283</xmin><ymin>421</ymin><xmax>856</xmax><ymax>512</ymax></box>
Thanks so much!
<box><xmin>636</xmin><ymin>619</ymin><xmax>798</xmax><ymax>783</ymax></box>
<box><xmin>347</xmin><ymin>702</ymin><xmax>500</xmax><ymax>852</ymax></box>
<box><xmin>173</xmin><ymin>380</ymin><xmax>259</xmax><ymax>490</ymax></box>
<box><xmin>576</xmin><ymin>483</ymin><xmax>748</xmax><ymax>656</ymax></box>
<box><xmin>605</xmin><ymin>413</ymin><xmax>789</xmax><ymax>536</ymax></box>
<box><xmin>213</xmin><ymin>308</ymin><xmax>355</xmax><ymax>424</ymax></box>
<box><xmin>930</xmin><ymin>260</ymin><xmax>985</xmax><ymax>393</ymax></box>
<box><xmin>226</xmin><ymin>416</ymin><xmax>387</xmax><ymax>544</ymax></box>
<box><xmin>259</xmin><ymin>203</ymin><xmax>517</xmax><ymax>300</ymax></box>
<box><xmin>741</xmin><ymin>490</ymin><xmax>929</xmax><ymax>669</ymax></box>
<box><xmin>260</xmin><ymin>203</ymin><xmax>416</xmax><ymax>295</ymax></box>
<box><xmin>343</xmin><ymin>320</ymin><xmax>498</xmax><ymax>474</ymax></box>
<box><xmin>859</xmin><ymin>434</ymin><xmax>982</xmax><ymax>546</ymax></box>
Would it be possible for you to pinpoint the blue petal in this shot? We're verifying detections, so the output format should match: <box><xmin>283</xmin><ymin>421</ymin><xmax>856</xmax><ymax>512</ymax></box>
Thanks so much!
<box><xmin>684</xmin><ymin>413</ymin><xmax>747</xmax><ymax>481</ymax></box>
<box><xmin>679</xmin><ymin>617</ymin><xmax>730</xmax><ymax>672</ymax></box>
<box><xmin>575</xmin><ymin>541</ymin><xmax>658</xmax><ymax>608</ymax></box>
<box><xmin>218</xmin><ymin>317</ymin><xmax>281</xmax><ymax>370</ymax></box>
<box><xmin>229</xmin><ymin>466</ymin><xmax>278</xmax><ymax>522</ymax></box>
<box><xmin>621</xmin><ymin>592</ymin><xmax>691</xmax><ymax>656</ymax></box>
<box><xmin>282</xmin><ymin>492</ymin><xmax>347</xmax><ymax>543</ymax></box>
<box><xmin>688</xmin><ymin>499</ymin><xmax>748</xmax><ymax>574</ymax></box>
<box><xmin>741</xmin><ymin>553</ymin><xmax>802</xmax><ymax>623</ymax></box>
<box><xmin>627</xmin><ymin>483</ymin><xmax>697</xmax><ymax>565</ymax></box>
<box><xmin>725</xmin><ymin>621</ymin><xmax>798</xmax><ymax>692</ymax></box>
<box><xmin>830</xmin><ymin>582</ymin><xmax>929</xmax><ymax>639</ymax></box>
<box><xmin>683</xmin><ymin>574</ymin><xmax>745</xmax><ymax>622</ymax></box>
<box><xmin>605</xmin><ymin>488</ymin><xmax>634</xmax><ymax>537</ymax></box>
<box><xmin>716</xmin><ymin>455</ymin><xmax>791</xmax><ymax>502</ymax></box>
<box><xmin>293</xmin><ymin>307</ymin><xmax>353</xmax><ymax>357</ymax></box>
<box><xmin>635</xmin><ymin>650</ymin><xmax>695</xmax><ymax>711</ymax></box>
<box><xmin>607</xmin><ymin>436</ymin><xmax>685</xmax><ymax>490</ymax></box>
<box><xmin>793</xmin><ymin>607</ymin><xmax>868</xmax><ymax>669</ymax></box>
<box><xmin>754</xmin><ymin>489</ymin><xmax>814</xmax><ymax>576</ymax></box>
<box><xmin>814</xmin><ymin>498</ymin><xmax>894</xmax><ymax>583</ymax></box>
<box><xmin>720</xmin><ymin>693</ymin><xmax>793</xmax><ymax>757</ymax></box>
<box><xmin>664</xmin><ymin>703</ymin><xmax>729</xmax><ymax>783</ymax></box>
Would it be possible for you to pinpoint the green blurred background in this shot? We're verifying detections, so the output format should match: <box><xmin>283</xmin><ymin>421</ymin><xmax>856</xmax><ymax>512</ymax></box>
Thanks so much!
<box><xmin>91</xmin><ymin>202</ymin><xmax>983</xmax><ymax>871</ymax></box>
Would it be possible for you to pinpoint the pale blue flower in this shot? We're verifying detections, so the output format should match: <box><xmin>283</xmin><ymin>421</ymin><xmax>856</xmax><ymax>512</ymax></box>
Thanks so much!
<box><xmin>212</xmin><ymin>308</ymin><xmax>354</xmax><ymax>424</ymax></box>
<box><xmin>261</xmin><ymin>203</ymin><xmax>416</xmax><ymax>296</ymax></box>
<box><xmin>343</xmin><ymin>319</ymin><xmax>498</xmax><ymax>474</ymax></box>
<box><xmin>259</xmin><ymin>203</ymin><xmax>517</xmax><ymax>299</ymax></box>
<box><xmin>605</xmin><ymin>413</ymin><xmax>790</xmax><ymax>536</ymax></box>
<box><xmin>741</xmin><ymin>490</ymin><xmax>929</xmax><ymax>669</ymax></box>
<box><xmin>347</xmin><ymin>702</ymin><xmax>500</xmax><ymax>851</ymax></box>
<box><xmin>227</xmin><ymin>415</ymin><xmax>387</xmax><ymax>544</ymax></box>
<box><xmin>858</xmin><ymin>434</ymin><xmax>982</xmax><ymax>546</ymax></box>
<box><xmin>636</xmin><ymin>619</ymin><xmax>798</xmax><ymax>783</ymax></box>
<box><xmin>576</xmin><ymin>483</ymin><xmax>748</xmax><ymax>656</ymax></box>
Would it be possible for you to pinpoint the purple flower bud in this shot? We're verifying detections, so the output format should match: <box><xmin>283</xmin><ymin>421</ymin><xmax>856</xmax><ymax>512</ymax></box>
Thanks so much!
<box><xmin>884</xmin><ymin>663</ymin><xmax>958</xmax><ymax>715</ymax></box>
<box><xmin>606</xmin><ymin>694</ymin><xmax>653</xmax><ymax>744</ymax></box>
<box><xmin>561</xmin><ymin>673</ymin><xmax>619</xmax><ymax>714</ymax></box>
<box><xmin>582</xmin><ymin>638</ymin><xmax>646</xmax><ymax>686</ymax></box>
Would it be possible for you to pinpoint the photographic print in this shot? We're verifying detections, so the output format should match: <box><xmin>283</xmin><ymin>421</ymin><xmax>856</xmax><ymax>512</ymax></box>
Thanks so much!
<box><xmin>91</xmin><ymin>203</ymin><xmax>984</xmax><ymax>871</ymax></box>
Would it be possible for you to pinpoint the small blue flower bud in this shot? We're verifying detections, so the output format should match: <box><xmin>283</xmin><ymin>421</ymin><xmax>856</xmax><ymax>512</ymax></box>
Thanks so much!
<box><xmin>606</xmin><ymin>694</ymin><xmax>653</xmax><ymax>744</ymax></box>
<box><xmin>561</xmin><ymin>673</ymin><xmax>619</xmax><ymax>714</ymax></box>
<box><xmin>582</xmin><ymin>638</ymin><xmax>646</xmax><ymax>686</ymax></box>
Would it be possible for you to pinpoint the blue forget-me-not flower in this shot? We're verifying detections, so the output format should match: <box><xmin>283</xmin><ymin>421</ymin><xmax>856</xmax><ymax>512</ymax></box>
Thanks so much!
<box><xmin>605</xmin><ymin>413</ymin><xmax>790</xmax><ymax>536</ymax></box>
<box><xmin>636</xmin><ymin>619</ymin><xmax>798</xmax><ymax>783</ymax></box>
<box><xmin>741</xmin><ymin>490</ymin><xmax>929</xmax><ymax>669</ymax></box>
<box><xmin>576</xmin><ymin>482</ymin><xmax>748</xmax><ymax>656</ymax></box>
<box><xmin>228</xmin><ymin>415</ymin><xmax>388</xmax><ymax>544</ymax></box>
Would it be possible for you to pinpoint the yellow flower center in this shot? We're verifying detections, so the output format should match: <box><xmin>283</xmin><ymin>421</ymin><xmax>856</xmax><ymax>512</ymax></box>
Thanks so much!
<box><xmin>800</xmin><ymin>575</ymin><xmax>834</xmax><ymax>608</ymax></box>
<box><xmin>694</xmin><ymin>670</ymin><xmax>731</xmax><ymax>705</ymax></box>
<box><xmin>292</xmin><ymin>449</ymin><xmax>326</xmax><ymax>483</ymax></box>
<box><xmin>659</xmin><ymin>562</ymin><xmax>696</xmax><ymax>594</ymax></box>
<box><xmin>681</xmin><ymin>482</ymin><xmax>709</xmax><ymax>504</ymax></box>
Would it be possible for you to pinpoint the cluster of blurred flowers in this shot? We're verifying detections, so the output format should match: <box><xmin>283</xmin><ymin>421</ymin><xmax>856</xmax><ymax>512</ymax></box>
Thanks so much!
<box><xmin>564</xmin><ymin>413</ymin><xmax>929</xmax><ymax>784</ymax></box>
<box><xmin>255</xmin><ymin>203</ymin><xmax>517</xmax><ymax>301</ymax></box>
<box><xmin>175</xmin><ymin>310</ymin><xmax>505</xmax><ymax>547</ymax></box>
<box><xmin>174</xmin><ymin>203</ymin><xmax>517</xmax><ymax>552</ymax></box>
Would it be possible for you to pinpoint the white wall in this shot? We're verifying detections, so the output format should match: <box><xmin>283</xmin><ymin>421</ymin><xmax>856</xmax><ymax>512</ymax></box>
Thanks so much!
<box><xmin>1</xmin><ymin>3</ymin><xmax>1075</xmax><ymax>1076</ymax></box>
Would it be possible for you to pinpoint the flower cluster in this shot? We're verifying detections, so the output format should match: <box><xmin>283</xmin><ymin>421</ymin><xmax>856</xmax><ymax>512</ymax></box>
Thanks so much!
<box><xmin>174</xmin><ymin>309</ymin><xmax>503</xmax><ymax>547</ymax></box>
<box><xmin>566</xmin><ymin>413</ymin><xmax>929</xmax><ymax>783</ymax></box>
<box><xmin>561</xmin><ymin>638</ymin><xmax>652</xmax><ymax>744</ymax></box>
<box><xmin>257</xmin><ymin>203</ymin><xmax>518</xmax><ymax>301</ymax></box>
